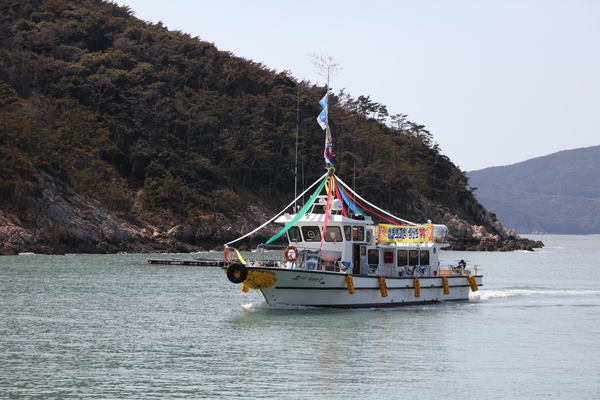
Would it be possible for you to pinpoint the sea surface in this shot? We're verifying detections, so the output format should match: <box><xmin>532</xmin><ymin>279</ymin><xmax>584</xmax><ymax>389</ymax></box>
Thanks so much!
<box><xmin>1</xmin><ymin>235</ymin><xmax>599</xmax><ymax>399</ymax></box>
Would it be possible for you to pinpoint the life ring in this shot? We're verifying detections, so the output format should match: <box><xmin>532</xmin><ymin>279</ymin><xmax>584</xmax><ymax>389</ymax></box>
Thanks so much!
<box><xmin>224</xmin><ymin>247</ymin><xmax>230</xmax><ymax>263</ymax></box>
<box><xmin>284</xmin><ymin>246</ymin><xmax>299</xmax><ymax>262</ymax></box>
<box><xmin>226</xmin><ymin>263</ymin><xmax>248</xmax><ymax>284</ymax></box>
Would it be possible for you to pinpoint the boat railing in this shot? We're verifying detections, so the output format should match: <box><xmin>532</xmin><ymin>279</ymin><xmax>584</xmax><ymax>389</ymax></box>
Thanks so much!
<box><xmin>438</xmin><ymin>264</ymin><xmax>481</xmax><ymax>276</ymax></box>
<box><xmin>239</xmin><ymin>245</ymin><xmax>287</xmax><ymax>268</ymax></box>
<box><xmin>241</xmin><ymin>244</ymin><xmax>347</xmax><ymax>273</ymax></box>
<box><xmin>377</xmin><ymin>264</ymin><xmax>433</xmax><ymax>277</ymax></box>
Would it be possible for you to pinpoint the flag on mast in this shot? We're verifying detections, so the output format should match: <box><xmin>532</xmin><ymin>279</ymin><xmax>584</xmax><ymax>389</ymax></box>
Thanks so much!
<box><xmin>317</xmin><ymin>90</ymin><xmax>334</xmax><ymax>166</ymax></box>
<box><xmin>317</xmin><ymin>108</ymin><xmax>328</xmax><ymax>130</ymax></box>
<box><xmin>324</xmin><ymin>126</ymin><xmax>334</xmax><ymax>166</ymax></box>
<box><xmin>318</xmin><ymin>92</ymin><xmax>328</xmax><ymax>109</ymax></box>
<box><xmin>317</xmin><ymin>91</ymin><xmax>328</xmax><ymax>130</ymax></box>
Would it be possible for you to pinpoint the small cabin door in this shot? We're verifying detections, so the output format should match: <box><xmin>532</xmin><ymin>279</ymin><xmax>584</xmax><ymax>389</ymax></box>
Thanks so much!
<box><xmin>352</xmin><ymin>245</ymin><xmax>360</xmax><ymax>274</ymax></box>
<box><xmin>354</xmin><ymin>245</ymin><xmax>368</xmax><ymax>274</ymax></box>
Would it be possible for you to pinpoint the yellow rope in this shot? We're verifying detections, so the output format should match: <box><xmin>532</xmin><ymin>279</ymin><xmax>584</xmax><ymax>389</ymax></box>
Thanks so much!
<box><xmin>467</xmin><ymin>275</ymin><xmax>478</xmax><ymax>292</ymax></box>
<box><xmin>442</xmin><ymin>277</ymin><xmax>450</xmax><ymax>295</ymax></box>
<box><xmin>379</xmin><ymin>277</ymin><xmax>388</xmax><ymax>298</ymax></box>
<box><xmin>345</xmin><ymin>275</ymin><xmax>355</xmax><ymax>294</ymax></box>
<box><xmin>242</xmin><ymin>270</ymin><xmax>276</xmax><ymax>290</ymax></box>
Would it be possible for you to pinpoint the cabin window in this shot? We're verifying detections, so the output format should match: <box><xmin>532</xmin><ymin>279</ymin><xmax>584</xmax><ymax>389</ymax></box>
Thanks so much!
<box><xmin>397</xmin><ymin>250</ymin><xmax>408</xmax><ymax>266</ymax></box>
<box><xmin>368</xmin><ymin>249</ymin><xmax>379</xmax><ymax>265</ymax></box>
<box><xmin>302</xmin><ymin>226</ymin><xmax>321</xmax><ymax>242</ymax></box>
<box><xmin>343</xmin><ymin>225</ymin><xmax>352</xmax><ymax>241</ymax></box>
<box><xmin>287</xmin><ymin>226</ymin><xmax>302</xmax><ymax>243</ymax></box>
<box><xmin>420</xmin><ymin>250</ymin><xmax>430</xmax><ymax>265</ymax></box>
<box><xmin>324</xmin><ymin>226</ymin><xmax>343</xmax><ymax>242</ymax></box>
<box><xmin>409</xmin><ymin>250</ymin><xmax>419</xmax><ymax>266</ymax></box>
<box><xmin>353</xmin><ymin>226</ymin><xmax>365</xmax><ymax>242</ymax></box>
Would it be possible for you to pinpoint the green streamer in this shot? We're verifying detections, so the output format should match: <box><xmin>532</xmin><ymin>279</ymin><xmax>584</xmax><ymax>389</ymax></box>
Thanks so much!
<box><xmin>264</xmin><ymin>175</ymin><xmax>329</xmax><ymax>245</ymax></box>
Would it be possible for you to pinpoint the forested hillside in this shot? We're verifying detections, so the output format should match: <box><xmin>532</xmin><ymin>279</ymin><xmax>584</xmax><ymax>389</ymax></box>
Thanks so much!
<box><xmin>0</xmin><ymin>0</ymin><xmax>541</xmax><ymax>254</ymax></box>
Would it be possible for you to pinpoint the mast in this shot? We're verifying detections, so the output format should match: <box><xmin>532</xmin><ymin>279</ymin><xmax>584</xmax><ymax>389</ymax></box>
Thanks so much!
<box><xmin>317</xmin><ymin>90</ymin><xmax>333</xmax><ymax>169</ymax></box>
<box><xmin>294</xmin><ymin>83</ymin><xmax>299</xmax><ymax>211</ymax></box>
<box><xmin>310</xmin><ymin>54</ymin><xmax>340</xmax><ymax>171</ymax></box>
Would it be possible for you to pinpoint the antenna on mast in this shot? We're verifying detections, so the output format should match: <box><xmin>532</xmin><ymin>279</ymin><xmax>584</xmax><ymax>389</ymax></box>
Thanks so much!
<box><xmin>309</xmin><ymin>54</ymin><xmax>341</xmax><ymax>88</ymax></box>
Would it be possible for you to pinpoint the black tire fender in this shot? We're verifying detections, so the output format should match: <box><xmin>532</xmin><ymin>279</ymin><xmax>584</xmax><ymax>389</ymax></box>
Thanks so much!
<box><xmin>227</xmin><ymin>263</ymin><xmax>248</xmax><ymax>284</ymax></box>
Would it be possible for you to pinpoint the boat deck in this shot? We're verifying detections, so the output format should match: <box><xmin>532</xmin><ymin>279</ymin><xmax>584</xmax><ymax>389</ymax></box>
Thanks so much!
<box><xmin>438</xmin><ymin>269</ymin><xmax>460</xmax><ymax>276</ymax></box>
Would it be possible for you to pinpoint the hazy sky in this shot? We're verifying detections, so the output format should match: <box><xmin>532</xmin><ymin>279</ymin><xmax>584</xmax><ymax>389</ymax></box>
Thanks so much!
<box><xmin>116</xmin><ymin>0</ymin><xmax>599</xmax><ymax>171</ymax></box>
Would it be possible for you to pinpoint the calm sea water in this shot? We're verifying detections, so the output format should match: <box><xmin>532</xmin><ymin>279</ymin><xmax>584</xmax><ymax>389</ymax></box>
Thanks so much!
<box><xmin>1</xmin><ymin>235</ymin><xmax>599</xmax><ymax>399</ymax></box>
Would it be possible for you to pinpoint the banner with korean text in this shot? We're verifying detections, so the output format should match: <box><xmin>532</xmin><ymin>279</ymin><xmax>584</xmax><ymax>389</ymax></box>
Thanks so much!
<box><xmin>376</xmin><ymin>224</ymin><xmax>434</xmax><ymax>243</ymax></box>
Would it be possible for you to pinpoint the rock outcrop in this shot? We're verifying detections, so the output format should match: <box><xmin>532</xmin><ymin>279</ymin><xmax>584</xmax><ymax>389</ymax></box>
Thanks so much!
<box><xmin>0</xmin><ymin>172</ymin><xmax>542</xmax><ymax>255</ymax></box>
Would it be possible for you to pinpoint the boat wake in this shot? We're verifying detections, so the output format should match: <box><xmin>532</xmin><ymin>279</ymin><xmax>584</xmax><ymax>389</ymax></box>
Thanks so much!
<box><xmin>472</xmin><ymin>287</ymin><xmax>600</xmax><ymax>303</ymax></box>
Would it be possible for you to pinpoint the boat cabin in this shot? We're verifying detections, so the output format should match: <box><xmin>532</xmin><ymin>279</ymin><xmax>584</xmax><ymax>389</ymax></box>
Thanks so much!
<box><xmin>274</xmin><ymin>196</ymin><xmax>450</xmax><ymax>278</ymax></box>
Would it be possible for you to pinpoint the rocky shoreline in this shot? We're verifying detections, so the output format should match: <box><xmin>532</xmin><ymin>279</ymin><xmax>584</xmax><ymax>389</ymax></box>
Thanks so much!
<box><xmin>0</xmin><ymin>173</ymin><xmax>543</xmax><ymax>256</ymax></box>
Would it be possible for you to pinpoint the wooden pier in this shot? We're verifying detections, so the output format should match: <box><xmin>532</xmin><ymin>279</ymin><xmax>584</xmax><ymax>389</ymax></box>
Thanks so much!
<box><xmin>147</xmin><ymin>258</ymin><xmax>225</xmax><ymax>267</ymax></box>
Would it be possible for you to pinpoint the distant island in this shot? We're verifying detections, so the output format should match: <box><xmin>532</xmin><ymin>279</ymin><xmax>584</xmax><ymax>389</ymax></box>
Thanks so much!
<box><xmin>0</xmin><ymin>0</ymin><xmax>542</xmax><ymax>254</ymax></box>
<box><xmin>467</xmin><ymin>145</ymin><xmax>600</xmax><ymax>234</ymax></box>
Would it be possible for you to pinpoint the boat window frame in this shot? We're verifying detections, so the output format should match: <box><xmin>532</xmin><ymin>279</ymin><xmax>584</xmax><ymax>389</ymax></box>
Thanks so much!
<box><xmin>343</xmin><ymin>225</ymin><xmax>352</xmax><ymax>241</ymax></box>
<box><xmin>353</xmin><ymin>226</ymin><xmax>365</xmax><ymax>242</ymax></box>
<box><xmin>287</xmin><ymin>226</ymin><xmax>303</xmax><ymax>243</ymax></box>
<box><xmin>324</xmin><ymin>226</ymin><xmax>343</xmax><ymax>242</ymax></box>
<box><xmin>367</xmin><ymin>249</ymin><xmax>379</xmax><ymax>265</ymax></box>
<box><xmin>409</xmin><ymin>249</ymin><xmax>419</xmax><ymax>266</ymax></box>
<box><xmin>420</xmin><ymin>250</ymin><xmax>430</xmax><ymax>266</ymax></box>
<box><xmin>301</xmin><ymin>226</ymin><xmax>321</xmax><ymax>242</ymax></box>
<box><xmin>397</xmin><ymin>249</ymin><xmax>408</xmax><ymax>266</ymax></box>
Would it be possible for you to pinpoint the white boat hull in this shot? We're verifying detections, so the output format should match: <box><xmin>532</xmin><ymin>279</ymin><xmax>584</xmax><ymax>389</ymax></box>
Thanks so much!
<box><xmin>249</xmin><ymin>267</ymin><xmax>482</xmax><ymax>308</ymax></box>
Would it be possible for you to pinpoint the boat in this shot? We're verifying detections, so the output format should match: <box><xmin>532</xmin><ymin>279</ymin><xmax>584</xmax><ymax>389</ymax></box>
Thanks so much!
<box><xmin>222</xmin><ymin>90</ymin><xmax>482</xmax><ymax>308</ymax></box>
